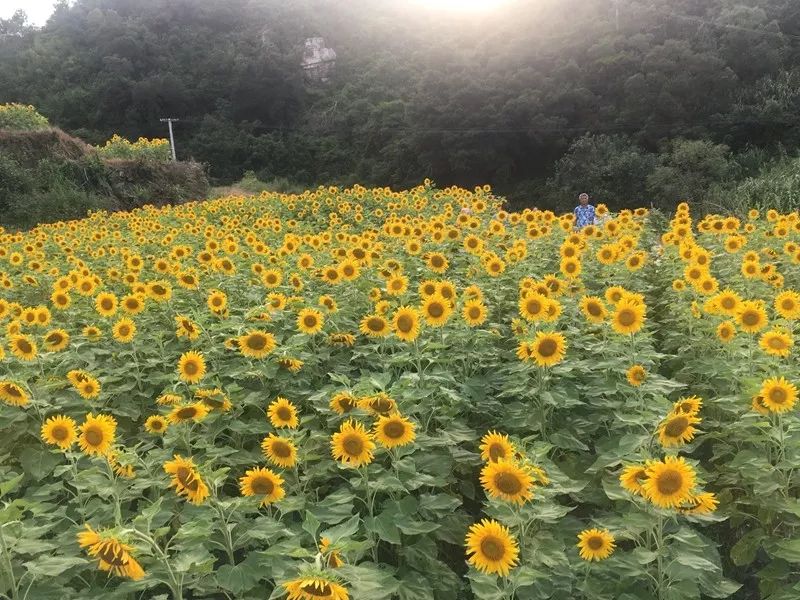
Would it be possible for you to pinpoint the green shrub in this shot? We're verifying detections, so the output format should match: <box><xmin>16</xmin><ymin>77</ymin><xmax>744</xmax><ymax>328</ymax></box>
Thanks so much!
<box><xmin>0</xmin><ymin>103</ymin><xmax>49</xmax><ymax>130</ymax></box>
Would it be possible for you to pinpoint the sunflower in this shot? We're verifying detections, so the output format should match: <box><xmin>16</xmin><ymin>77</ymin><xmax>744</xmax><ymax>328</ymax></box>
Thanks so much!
<box><xmin>328</xmin><ymin>332</ymin><xmax>356</xmax><ymax>347</ymax></box>
<box><xmin>736</xmin><ymin>301</ymin><xmax>767</xmax><ymax>333</ymax></box>
<box><xmin>626</xmin><ymin>364</ymin><xmax>646</xmax><ymax>386</ymax></box>
<box><xmin>679</xmin><ymin>492</ymin><xmax>719</xmax><ymax>515</ymax></box>
<box><xmin>331</xmin><ymin>420</ymin><xmax>375</xmax><ymax>467</ymax></box>
<box><xmin>385</xmin><ymin>273</ymin><xmax>408</xmax><ymax>296</ymax></box>
<box><xmin>239</xmin><ymin>330</ymin><xmax>277</xmax><ymax>358</ymax></box>
<box><xmin>9</xmin><ymin>334</ymin><xmax>37</xmax><ymax>361</ymax></box>
<box><xmin>175</xmin><ymin>315</ymin><xmax>200</xmax><ymax>340</ymax></box>
<box><xmin>41</xmin><ymin>415</ymin><xmax>77</xmax><ymax>450</ymax></box>
<box><xmin>157</xmin><ymin>392</ymin><xmax>182</xmax><ymax>406</ymax></box>
<box><xmin>207</xmin><ymin>289</ymin><xmax>228</xmax><ymax>313</ymax></box>
<box><xmin>78</xmin><ymin>413</ymin><xmax>117</xmax><ymax>456</ymax></box>
<box><xmin>121</xmin><ymin>294</ymin><xmax>145</xmax><ymax>315</ymax></box>
<box><xmin>716</xmin><ymin>321</ymin><xmax>736</xmax><ymax>343</ymax></box>
<box><xmin>240</xmin><ymin>466</ymin><xmax>285</xmax><ymax>506</ymax></box>
<box><xmin>392</xmin><ymin>306</ymin><xmax>420</xmax><ymax>341</ymax></box>
<box><xmin>658</xmin><ymin>413</ymin><xmax>701</xmax><ymax>447</ymax></box>
<box><xmin>320</xmin><ymin>537</ymin><xmax>344</xmax><ymax>568</ymax></box>
<box><xmin>168</xmin><ymin>402</ymin><xmax>210</xmax><ymax>424</ymax></box>
<box><xmin>177</xmin><ymin>351</ymin><xmax>206</xmax><ymax>384</ymax></box>
<box><xmin>0</xmin><ymin>381</ymin><xmax>29</xmax><ymax>407</ymax></box>
<box><xmin>580</xmin><ymin>296</ymin><xmax>607</xmax><ymax>324</ymax></box>
<box><xmin>479</xmin><ymin>431</ymin><xmax>515</xmax><ymax>463</ymax></box>
<box><xmin>426</xmin><ymin>252</ymin><xmax>449</xmax><ymax>273</ymax></box>
<box><xmin>112</xmin><ymin>318</ymin><xmax>136</xmax><ymax>343</ymax></box>
<box><xmin>464</xmin><ymin>519</ymin><xmax>519</xmax><ymax>576</ymax></box>
<box><xmin>359</xmin><ymin>392</ymin><xmax>396</xmax><ymax>415</ymax></box>
<box><xmin>775</xmin><ymin>290</ymin><xmax>800</xmax><ymax>320</ymax></box>
<box><xmin>758</xmin><ymin>376</ymin><xmax>797</xmax><ymax>413</ymax></box>
<box><xmin>462</xmin><ymin>299</ymin><xmax>488</xmax><ymax>327</ymax></box>
<box><xmin>268</xmin><ymin>397</ymin><xmax>299</xmax><ymax>428</ymax></box>
<box><xmin>577</xmin><ymin>528</ymin><xmax>615</xmax><ymax>561</ymax></box>
<box><xmin>94</xmin><ymin>292</ymin><xmax>118</xmax><ymax>317</ymax></box>
<box><xmin>329</xmin><ymin>391</ymin><xmax>358</xmax><ymax>414</ymax></box>
<box><xmin>43</xmin><ymin>328</ymin><xmax>70</xmax><ymax>352</ymax></box>
<box><xmin>611</xmin><ymin>300</ymin><xmax>645</xmax><ymax>335</ymax></box>
<box><xmin>261</xmin><ymin>433</ymin><xmax>298</xmax><ymax>468</ymax></box>
<box><xmin>528</xmin><ymin>331</ymin><xmax>567</xmax><ymax>367</ymax></box>
<box><xmin>642</xmin><ymin>456</ymin><xmax>696</xmax><ymax>508</ymax></box>
<box><xmin>284</xmin><ymin>575</ymin><xmax>350</xmax><ymax>600</ymax></box>
<box><xmin>279</xmin><ymin>357</ymin><xmax>304</xmax><ymax>373</ymax></box>
<box><xmin>77</xmin><ymin>525</ymin><xmax>145</xmax><ymax>580</ymax></box>
<box><xmin>713</xmin><ymin>289</ymin><xmax>742</xmax><ymax>316</ymax></box>
<box><xmin>164</xmin><ymin>454</ymin><xmax>209</xmax><ymax>504</ymax></box>
<box><xmin>144</xmin><ymin>415</ymin><xmax>168</xmax><ymax>435</ymax></box>
<box><xmin>297</xmin><ymin>308</ymin><xmax>324</xmax><ymax>334</ymax></box>
<box><xmin>619</xmin><ymin>464</ymin><xmax>647</xmax><ymax>495</ymax></box>
<box><xmin>421</xmin><ymin>294</ymin><xmax>452</xmax><ymax>327</ymax></box>
<box><xmin>759</xmin><ymin>330</ymin><xmax>793</xmax><ymax>357</ymax></box>
<box><xmin>672</xmin><ymin>395</ymin><xmax>702</xmax><ymax>415</ymax></box>
<box><xmin>518</xmin><ymin>293</ymin><xmax>549</xmax><ymax>322</ymax></box>
<box><xmin>373</xmin><ymin>414</ymin><xmax>416</xmax><ymax>448</ymax></box>
<box><xmin>75</xmin><ymin>375</ymin><xmax>101</xmax><ymax>400</ymax></box>
<box><xmin>480</xmin><ymin>460</ymin><xmax>534</xmax><ymax>505</ymax></box>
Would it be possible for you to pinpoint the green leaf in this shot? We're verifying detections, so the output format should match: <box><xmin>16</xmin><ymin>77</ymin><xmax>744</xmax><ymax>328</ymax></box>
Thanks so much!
<box><xmin>368</xmin><ymin>511</ymin><xmax>401</xmax><ymax>544</ymax></box>
<box><xmin>23</xmin><ymin>556</ymin><xmax>87</xmax><ymax>576</ymax></box>
<box><xmin>216</xmin><ymin>563</ymin><xmax>259</xmax><ymax>594</ymax></box>
<box><xmin>730</xmin><ymin>529</ymin><xmax>764</xmax><ymax>567</ymax></box>
<box><xmin>302</xmin><ymin>510</ymin><xmax>320</xmax><ymax>540</ymax></box>
<box><xmin>0</xmin><ymin>473</ymin><xmax>23</xmax><ymax>498</ymax></box>
<box><xmin>320</xmin><ymin>514</ymin><xmax>360</xmax><ymax>544</ymax></box>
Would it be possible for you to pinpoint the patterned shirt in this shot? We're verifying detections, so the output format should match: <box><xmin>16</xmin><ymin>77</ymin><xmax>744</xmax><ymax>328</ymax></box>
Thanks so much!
<box><xmin>574</xmin><ymin>204</ymin><xmax>595</xmax><ymax>229</ymax></box>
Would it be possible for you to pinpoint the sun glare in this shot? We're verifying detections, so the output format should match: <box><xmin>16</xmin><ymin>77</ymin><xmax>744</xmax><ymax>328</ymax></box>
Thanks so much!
<box><xmin>412</xmin><ymin>0</ymin><xmax>511</xmax><ymax>12</ymax></box>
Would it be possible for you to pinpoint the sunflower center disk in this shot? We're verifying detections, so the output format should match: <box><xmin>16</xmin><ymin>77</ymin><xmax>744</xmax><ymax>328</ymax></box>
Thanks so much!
<box><xmin>538</xmin><ymin>339</ymin><xmax>557</xmax><ymax>357</ymax></box>
<box><xmin>664</xmin><ymin>417</ymin><xmax>689</xmax><ymax>438</ymax></box>
<box><xmin>383</xmin><ymin>422</ymin><xmax>405</xmax><ymax>439</ymax></box>
<box><xmin>656</xmin><ymin>470</ymin><xmax>683</xmax><ymax>495</ymax></box>
<box><xmin>495</xmin><ymin>472</ymin><xmax>523</xmax><ymax>495</ymax></box>
<box><xmin>85</xmin><ymin>429</ymin><xmax>103</xmax><ymax>446</ymax></box>
<box><xmin>342</xmin><ymin>435</ymin><xmax>364</xmax><ymax>456</ymax></box>
<box><xmin>480</xmin><ymin>536</ymin><xmax>505</xmax><ymax>561</ymax></box>
<box><xmin>251</xmin><ymin>477</ymin><xmax>274</xmax><ymax>495</ymax></box>
<box><xmin>587</xmin><ymin>536</ymin><xmax>604</xmax><ymax>550</ymax></box>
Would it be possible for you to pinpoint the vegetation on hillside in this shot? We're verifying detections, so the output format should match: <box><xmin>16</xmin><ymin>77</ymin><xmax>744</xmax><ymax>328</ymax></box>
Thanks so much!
<box><xmin>1</xmin><ymin>0</ymin><xmax>799</xmax><ymax>210</ymax></box>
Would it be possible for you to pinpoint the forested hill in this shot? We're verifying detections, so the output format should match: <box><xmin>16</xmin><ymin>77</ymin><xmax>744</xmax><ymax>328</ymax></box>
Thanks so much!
<box><xmin>2</xmin><ymin>0</ymin><xmax>800</xmax><ymax>210</ymax></box>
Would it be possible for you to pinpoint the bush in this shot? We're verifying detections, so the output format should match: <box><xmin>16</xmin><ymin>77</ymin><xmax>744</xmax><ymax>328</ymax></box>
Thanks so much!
<box><xmin>0</xmin><ymin>103</ymin><xmax>49</xmax><ymax>130</ymax></box>
<box><xmin>95</xmin><ymin>134</ymin><xmax>171</xmax><ymax>161</ymax></box>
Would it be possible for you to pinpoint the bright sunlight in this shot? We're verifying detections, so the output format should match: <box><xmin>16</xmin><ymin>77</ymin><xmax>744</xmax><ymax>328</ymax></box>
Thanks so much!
<box><xmin>411</xmin><ymin>0</ymin><xmax>512</xmax><ymax>12</ymax></box>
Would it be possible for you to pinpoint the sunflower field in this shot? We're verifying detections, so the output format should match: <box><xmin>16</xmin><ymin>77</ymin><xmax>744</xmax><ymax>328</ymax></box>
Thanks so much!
<box><xmin>0</xmin><ymin>182</ymin><xmax>798</xmax><ymax>600</ymax></box>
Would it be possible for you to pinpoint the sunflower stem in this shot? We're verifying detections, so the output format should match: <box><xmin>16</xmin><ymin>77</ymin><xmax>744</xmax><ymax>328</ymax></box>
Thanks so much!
<box><xmin>0</xmin><ymin>523</ymin><xmax>19</xmax><ymax>600</ymax></box>
<box><xmin>131</xmin><ymin>530</ymin><xmax>182</xmax><ymax>600</ymax></box>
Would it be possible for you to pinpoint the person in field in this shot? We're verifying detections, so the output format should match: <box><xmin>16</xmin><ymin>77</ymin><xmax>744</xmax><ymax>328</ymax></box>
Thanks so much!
<box><xmin>573</xmin><ymin>192</ymin><xmax>595</xmax><ymax>230</ymax></box>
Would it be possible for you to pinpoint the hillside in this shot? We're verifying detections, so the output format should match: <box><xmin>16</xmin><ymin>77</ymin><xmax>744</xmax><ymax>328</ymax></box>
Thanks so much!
<box><xmin>0</xmin><ymin>125</ymin><xmax>208</xmax><ymax>228</ymax></box>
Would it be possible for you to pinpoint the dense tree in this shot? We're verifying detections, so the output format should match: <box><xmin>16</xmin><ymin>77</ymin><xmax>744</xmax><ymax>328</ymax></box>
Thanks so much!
<box><xmin>1</xmin><ymin>0</ymin><xmax>799</xmax><ymax>209</ymax></box>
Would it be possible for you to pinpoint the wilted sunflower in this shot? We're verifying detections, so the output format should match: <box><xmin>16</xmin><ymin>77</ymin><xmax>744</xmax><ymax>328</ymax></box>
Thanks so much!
<box><xmin>626</xmin><ymin>364</ymin><xmax>646</xmax><ymax>386</ymax></box>
<box><xmin>327</xmin><ymin>332</ymin><xmax>356</xmax><ymax>347</ymax></box>
<box><xmin>297</xmin><ymin>308</ymin><xmax>324</xmax><ymax>334</ymax></box>
<box><xmin>658</xmin><ymin>412</ymin><xmax>701</xmax><ymax>447</ymax></box>
<box><xmin>373</xmin><ymin>413</ymin><xmax>416</xmax><ymax>448</ymax></box>
<box><xmin>619</xmin><ymin>464</ymin><xmax>647</xmax><ymax>495</ymax></box>
<box><xmin>480</xmin><ymin>460</ymin><xmax>534</xmax><ymax>505</ymax></box>
<box><xmin>464</xmin><ymin>519</ymin><xmax>519</xmax><ymax>576</ymax></box>
<box><xmin>758</xmin><ymin>376</ymin><xmax>797</xmax><ymax>413</ymax></box>
<box><xmin>284</xmin><ymin>575</ymin><xmax>350</xmax><ymax>600</ymax></box>
<box><xmin>320</xmin><ymin>537</ymin><xmax>344</xmax><ymax>568</ymax></box>
<box><xmin>164</xmin><ymin>454</ymin><xmax>209</xmax><ymax>504</ymax></box>
<box><xmin>0</xmin><ymin>381</ymin><xmax>29</xmax><ymax>407</ymax></box>
<box><xmin>239</xmin><ymin>330</ymin><xmax>277</xmax><ymax>359</ymax></box>
<box><xmin>144</xmin><ymin>415</ymin><xmax>168</xmax><ymax>435</ymax></box>
<box><xmin>41</xmin><ymin>415</ymin><xmax>77</xmax><ymax>450</ymax></box>
<box><xmin>78</xmin><ymin>413</ymin><xmax>117</xmax><ymax>456</ymax></box>
<box><xmin>642</xmin><ymin>456</ymin><xmax>696</xmax><ymax>508</ymax></box>
<box><xmin>529</xmin><ymin>331</ymin><xmax>567</xmax><ymax>367</ymax></box>
<box><xmin>278</xmin><ymin>357</ymin><xmax>304</xmax><ymax>373</ymax></box>
<box><xmin>329</xmin><ymin>391</ymin><xmax>357</xmax><ymax>414</ymax></box>
<box><xmin>462</xmin><ymin>300</ymin><xmax>488</xmax><ymax>327</ymax></box>
<box><xmin>77</xmin><ymin>525</ymin><xmax>145</xmax><ymax>580</ymax></box>
<box><xmin>112</xmin><ymin>318</ymin><xmax>136</xmax><ymax>343</ymax></box>
<box><xmin>359</xmin><ymin>392</ymin><xmax>396</xmax><ymax>415</ymax></box>
<box><xmin>9</xmin><ymin>334</ymin><xmax>37</xmax><ymax>361</ymax></box>
<box><xmin>577</xmin><ymin>528</ymin><xmax>615</xmax><ymax>561</ymax></box>
<box><xmin>759</xmin><ymin>329</ymin><xmax>793</xmax><ymax>357</ymax></box>
<box><xmin>168</xmin><ymin>402</ymin><xmax>210</xmax><ymax>425</ymax></box>
<box><xmin>392</xmin><ymin>306</ymin><xmax>420</xmax><ymax>341</ymax></box>
<box><xmin>331</xmin><ymin>420</ymin><xmax>375</xmax><ymax>467</ymax></box>
<box><xmin>268</xmin><ymin>397</ymin><xmax>299</xmax><ymax>428</ymax></box>
<box><xmin>240</xmin><ymin>466</ymin><xmax>285</xmax><ymax>506</ymax></box>
<box><xmin>611</xmin><ymin>300</ymin><xmax>645</xmax><ymax>335</ymax></box>
<box><xmin>177</xmin><ymin>351</ymin><xmax>206</xmax><ymax>384</ymax></box>
<box><xmin>261</xmin><ymin>433</ymin><xmax>298</xmax><ymax>468</ymax></box>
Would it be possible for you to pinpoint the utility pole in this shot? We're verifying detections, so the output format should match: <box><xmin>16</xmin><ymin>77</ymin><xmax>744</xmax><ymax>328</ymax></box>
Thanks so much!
<box><xmin>159</xmin><ymin>117</ymin><xmax>179</xmax><ymax>161</ymax></box>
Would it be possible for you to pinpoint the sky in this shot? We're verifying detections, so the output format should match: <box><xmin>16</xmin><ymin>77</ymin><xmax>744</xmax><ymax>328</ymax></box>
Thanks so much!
<box><xmin>1</xmin><ymin>0</ymin><xmax>513</xmax><ymax>26</ymax></box>
<box><xmin>1</xmin><ymin>0</ymin><xmax>60</xmax><ymax>25</ymax></box>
